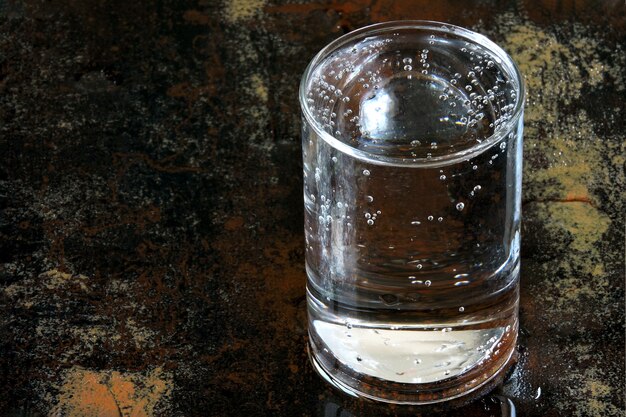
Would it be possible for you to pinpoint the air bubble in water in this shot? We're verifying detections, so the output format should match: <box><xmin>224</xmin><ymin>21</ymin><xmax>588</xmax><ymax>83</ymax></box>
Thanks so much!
<box><xmin>456</xmin><ymin>202</ymin><xmax>465</xmax><ymax>211</ymax></box>
<box><xmin>380</xmin><ymin>294</ymin><xmax>399</xmax><ymax>305</ymax></box>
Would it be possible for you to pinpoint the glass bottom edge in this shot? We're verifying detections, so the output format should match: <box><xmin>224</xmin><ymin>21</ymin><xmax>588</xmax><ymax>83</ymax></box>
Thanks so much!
<box><xmin>307</xmin><ymin>336</ymin><xmax>517</xmax><ymax>406</ymax></box>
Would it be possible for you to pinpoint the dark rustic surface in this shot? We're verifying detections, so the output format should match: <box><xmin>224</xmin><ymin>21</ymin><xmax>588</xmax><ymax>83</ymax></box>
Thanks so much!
<box><xmin>1</xmin><ymin>0</ymin><xmax>624</xmax><ymax>416</ymax></box>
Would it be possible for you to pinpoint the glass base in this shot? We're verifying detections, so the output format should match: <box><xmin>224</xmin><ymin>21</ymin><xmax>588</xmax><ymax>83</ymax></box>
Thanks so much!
<box><xmin>308</xmin><ymin>331</ymin><xmax>517</xmax><ymax>406</ymax></box>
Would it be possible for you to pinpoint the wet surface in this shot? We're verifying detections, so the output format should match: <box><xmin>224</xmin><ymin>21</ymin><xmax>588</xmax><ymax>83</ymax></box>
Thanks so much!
<box><xmin>0</xmin><ymin>0</ymin><xmax>624</xmax><ymax>416</ymax></box>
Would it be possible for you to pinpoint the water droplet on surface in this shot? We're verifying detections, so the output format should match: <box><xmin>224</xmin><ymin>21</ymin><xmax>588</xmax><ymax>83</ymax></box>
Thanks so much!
<box><xmin>342</xmin><ymin>96</ymin><xmax>350</xmax><ymax>103</ymax></box>
<box><xmin>403</xmin><ymin>65</ymin><xmax>412</xmax><ymax>71</ymax></box>
<box><xmin>402</xmin><ymin>57</ymin><xmax>412</xmax><ymax>64</ymax></box>
<box><xmin>427</xmin><ymin>215</ymin><xmax>434</xmax><ymax>221</ymax></box>
<box><xmin>425</xmin><ymin>280</ymin><xmax>432</xmax><ymax>286</ymax></box>
<box><xmin>439</xmin><ymin>174</ymin><xmax>447</xmax><ymax>181</ymax></box>
<box><xmin>366</xmin><ymin>195</ymin><xmax>374</xmax><ymax>203</ymax></box>
<box><xmin>331</xmin><ymin>156</ymin><xmax>338</xmax><ymax>163</ymax></box>
<box><xmin>367</xmin><ymin>219</ymin><xmax>374</xmax><ymax>225</ymax></box>
<box><xmin>362</xmin><ymin>169</ymin><xmax>370</xmax><ymax>176</ymax></box>
<box><xmin>437</xmin><ymin>217</ymin><xmax>443</xmax><ymax>222</ymax></box>
<box><xmin>365</xmin><ymin>213</ymin><xmax>371</xmax><ymax>219</ymax></box>
<box><xmin>472</xmin><ymin>165</ymin><xmax>478</xmax><ymax>170</ymax></box>
<box><xmin>356</xmin><ymin>355</ymin><xmax>362</xmax><ymax>361</ymax></box>
<box><xmin>416</xmin><ymin>264</ymin><xmax>423</xmax><ymax>270</ymax></box>
<box><xmin>456</xmin><ymin>202</ymin><xmax>465</xmax><ymax>211</ymax></box>
<box><xmin>410</xmin><ymin>139</ymin><xmax>421</xmax><ymax>146</ymax></box>
<box><xmin>459</xmin><ymin>306</ymin><xmax>465</xmax><ymax>312</ymax></box>
<box><xmin>411</xmin><ymin>221</ymin><xmax>421</xmax><ymax>225</ymax></box>
<box><xmin>473</xmin><ymin>185</ymin><xmax>482</xmax><ymax>192</ymax></box>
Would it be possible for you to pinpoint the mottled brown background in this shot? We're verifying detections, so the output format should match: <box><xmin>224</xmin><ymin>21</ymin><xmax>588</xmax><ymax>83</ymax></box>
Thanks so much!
<box><xmin>0</xmin><ymin>0</ymin><xmax>624</xmax><ymax>416</ymax></box>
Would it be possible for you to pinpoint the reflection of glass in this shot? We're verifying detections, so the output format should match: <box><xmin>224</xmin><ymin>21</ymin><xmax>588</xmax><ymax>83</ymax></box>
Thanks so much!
<box><xmin>301</xmin><ymin>21</ymin><xmax>524</xmax><ymax>404</ymax></box>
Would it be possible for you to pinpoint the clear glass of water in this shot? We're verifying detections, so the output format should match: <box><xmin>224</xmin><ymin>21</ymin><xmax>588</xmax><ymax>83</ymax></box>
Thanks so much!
<box><xmin>300</xmin><ymin>21</ymin><xmax>524</xmax><ymax>404</ymax></box>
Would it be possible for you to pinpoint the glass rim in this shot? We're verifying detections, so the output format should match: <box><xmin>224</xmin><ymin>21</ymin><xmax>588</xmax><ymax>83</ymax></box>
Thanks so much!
<box><xmin>299</xmin><ymin>20</ymin><xmax>525</xmax><ymax>168</ymax></box>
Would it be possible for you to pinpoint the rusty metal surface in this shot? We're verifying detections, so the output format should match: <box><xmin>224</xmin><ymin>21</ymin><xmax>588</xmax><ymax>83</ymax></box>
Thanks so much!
<box><xmin>0</xmin><ymin>0</ymin><xmax>624</xmax><ymax>416</ymax></box>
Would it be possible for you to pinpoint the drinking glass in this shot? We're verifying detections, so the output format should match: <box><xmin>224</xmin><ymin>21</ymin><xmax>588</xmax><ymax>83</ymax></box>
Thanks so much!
<box><xmin>300</xmin><ymin>21</ymin><xmax>524</xmax><ymax>404</ymax></box>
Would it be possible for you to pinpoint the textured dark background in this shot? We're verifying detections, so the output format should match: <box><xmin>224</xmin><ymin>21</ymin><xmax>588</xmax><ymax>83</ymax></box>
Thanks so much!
<box><xmin>0</xmin><ymin>0</ymin><xmax>624</xmax><ymax>416</ymax></box>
